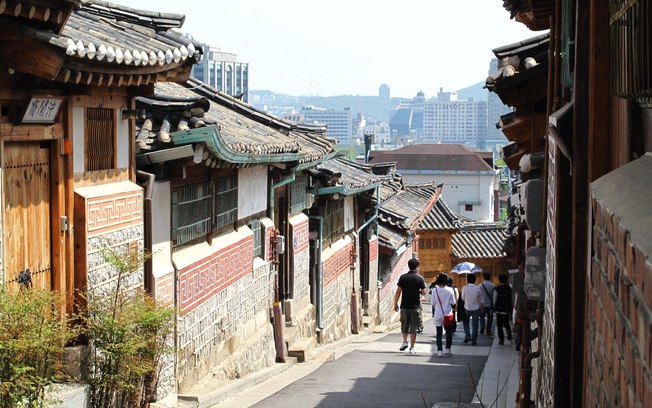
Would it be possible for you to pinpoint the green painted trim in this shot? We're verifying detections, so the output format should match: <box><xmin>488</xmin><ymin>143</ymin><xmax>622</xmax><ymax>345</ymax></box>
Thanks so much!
<box><xmin>171</xmin><ymin>127</ymin><xmax>310</xmax><ymax>164</ymax></box>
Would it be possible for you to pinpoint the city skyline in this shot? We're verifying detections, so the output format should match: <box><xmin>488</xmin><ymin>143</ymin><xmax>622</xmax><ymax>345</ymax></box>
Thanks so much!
<box><xmin>115</xmin><ymin>0</ymin><xmax>537</xmax><ymax>98</ymax></box>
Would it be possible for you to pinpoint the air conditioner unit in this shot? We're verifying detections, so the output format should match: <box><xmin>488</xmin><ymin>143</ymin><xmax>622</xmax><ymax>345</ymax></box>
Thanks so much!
<box><xmin>524</xmin><ymin>247</ymin><xmax>546</xmax><ymax>301</ymax></box>
<box><xmin>520</xmin><ymin>179</ymin><xmax>543</xmax><ymax>233</ymax></box>
<box><xmin>508</xmin><ymin>269</ymin><xmax>524</xmax><ymax>293</ymax></box>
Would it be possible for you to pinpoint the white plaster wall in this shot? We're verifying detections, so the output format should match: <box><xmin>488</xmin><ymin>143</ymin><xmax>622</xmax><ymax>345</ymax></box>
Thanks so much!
<box><xmin>116</xmin><ymin>115</ymin><xmax>129</xmax><ymax>169</ymax></box>
<box><xmin>401</xmin><ymin>172</ymin><xmax>496</xmax><ymax>221</ymax></box>
<box><xmin>151</xmin><ymin>181</ymin><xmax>174</xmax><ymax>283</ymax></box>
<box><xmin>344</xmin><ymin>196</ymin><xmax>354</xmax><ymax>232</ymax></box>
<box><xmin>72</xmin><ymin>107</ymin><xmax>85</xmax><ymax>174</ymax></box>
<box><xmin>238</xmin><ymin>166</ymin><xmax>268</xmax><ymax>218</ymax></box>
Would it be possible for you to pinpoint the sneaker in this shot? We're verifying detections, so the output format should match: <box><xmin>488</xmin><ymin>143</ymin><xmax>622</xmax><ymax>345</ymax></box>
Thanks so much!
<box><xmin>498</xmin><ymin>339</ymin><xmax>504</xmax><ymax>345</ymax></box>
<box><xmin>463</xmin><ymin>337</ymin><xmax>470</xmax><ymax>343</ymax></box>
<box><xmin>471</xmin><ymin>341</ymin><xmax>477</xmax><ymax>346</ymax></box>
<box><xmin>437</xmin><ymin>350</ymin><xmax>444</xmax><ymax>357</ymax></box>
<box><xmin>399</xmin><ymin>342</ymin><xmax>408</xmax><ymax>351</ymax></box>
<box><xmin>444</xmin><ymin>349</ymin><xmax>452</xmax><ymax>356</ymax></box>
<box><xmin>409</xmin><ymin>348</ymin><xmax>416</xmax><ymax>355</ymax></box>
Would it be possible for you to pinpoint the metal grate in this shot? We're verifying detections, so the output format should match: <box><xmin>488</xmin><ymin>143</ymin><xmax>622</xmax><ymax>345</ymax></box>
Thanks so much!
<box><xmin>610</xmin><ymin>0</ymin><xmax>652</xmax><ymax>98</ymax></box>
<box><xmin>86</xmin><ymin>108</ymin><xmax>115</xmax><ymax>171</ymax></box>
<box><xmin>213</xmin><ymin>173</ymin><xmax>238</xmax><ymax>229</ymax></box>
<box><xmin>172</xmin><ymin>181</ymin><xmax>212</xmax><ymax>247</ymax></box>
<box><xmin>248</xmin><ymin>219</ymin><xmax>263</xmax><ymax>259</ymax></box>
<box><xmin>289</xmin><ymin>174</ymin><xmax>308</xmax><ymax>214</ymax></box>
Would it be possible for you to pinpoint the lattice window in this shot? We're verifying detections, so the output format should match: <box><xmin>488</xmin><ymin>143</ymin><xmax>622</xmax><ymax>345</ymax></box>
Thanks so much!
<box><xmin>610</xmin><ymin>0</ymin><xmax>652</xmax><ymax>98</ymax></box>
<box><xmin>214</xmin><ymin>173</ymin><xmax>238</xmax><ymax>229</ymax></box>
<box><xmin>85</xmin><ymin>108</ymin><xmax>115</xmax><ymax>171</ymax></box>
<box><xmin>289</xmin><ymin>174</ymin><xmax>308</xmax><ymax>214</ymax></box>
<box><xmin>248</xmin><ymin>219</ymin><xmax>263</xmax><ymax>259</ymax></box>
<box><xmin>172</xmin><ymin>180</ymin><xmax>212</xmax><ymax>247</ymax></box>
<box><xmin>322</xmin><ymin>199</ymin><xmax>344</xmax><ymax>247</ymax></box>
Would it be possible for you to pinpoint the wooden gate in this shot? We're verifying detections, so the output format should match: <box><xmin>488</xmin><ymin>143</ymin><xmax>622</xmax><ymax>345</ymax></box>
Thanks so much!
<box><xmin>2</xmin><ymin>141</ymin><xmax>52</xmax><ymax>292</ymax></box>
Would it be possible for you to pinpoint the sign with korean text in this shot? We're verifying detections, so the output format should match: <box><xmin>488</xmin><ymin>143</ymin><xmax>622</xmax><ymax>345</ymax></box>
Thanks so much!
<box><xmin>21</xmin><ymin>97</ymin><xmax>64</xmax><ymax>124</ymax></box>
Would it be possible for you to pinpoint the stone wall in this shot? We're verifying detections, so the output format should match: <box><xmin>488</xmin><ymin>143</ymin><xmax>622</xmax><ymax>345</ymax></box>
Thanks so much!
<box><xmin>585</xmin><ymin>156</ymin><xmax>652</xmax><ymax>407</ymax></box>
<box><xmin>174</xmin><ymin>229</ymin><xmax>275</xmax><ymax>391</ymax></box>
<box><xmin>377</xmin><ymin>248</ymin><xmax>412</xmax><ymax>327</ymax></box>
<box><xmin>320</xmin><ymin>236</ymin><xmax>354</xmax><ymax>343</ymax></box>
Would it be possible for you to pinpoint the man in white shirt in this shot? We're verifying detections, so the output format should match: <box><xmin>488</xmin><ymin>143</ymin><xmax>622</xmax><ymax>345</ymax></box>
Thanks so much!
<box><xmin>461</xmin><ymin>273</ymin><xmax>484</xmax><ymax>345</ymax></box>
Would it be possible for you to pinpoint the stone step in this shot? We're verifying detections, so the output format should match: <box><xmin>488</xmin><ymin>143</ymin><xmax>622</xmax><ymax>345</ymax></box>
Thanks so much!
<box><xmin>287</xmin><ymin>337</ymin><xmax>316</xmax><ymax>363</ymax></box>
<box><xmin>284</xmin><ymin>325</ymin><xmax>300</xmax><ymax>350</ymax></box>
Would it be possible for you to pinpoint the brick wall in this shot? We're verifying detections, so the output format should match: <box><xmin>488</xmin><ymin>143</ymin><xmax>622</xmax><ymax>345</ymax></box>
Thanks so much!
<box><xmin>377</xmin><ymin>248</ymin><xmax>412</xmax><ymax>327</ymax></box>
<box><xmin>320</xmin><ymin>236</ymin><xmax>354</xmax><ymax>343</ymax></box>
<box><xmin>585</xmin><ymin>156</ymin><xmax>652</xmax><ymax>407</ymax></box>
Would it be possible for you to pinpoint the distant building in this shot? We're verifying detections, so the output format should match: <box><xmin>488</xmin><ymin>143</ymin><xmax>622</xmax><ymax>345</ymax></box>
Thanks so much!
<box><xmin>192</xmin><ymin>45</ymin><xmax>249</xmax><ymax>103</ymax></box>
<box><xmin>301</xmin><ymin>106</ymin><xmax>353</xmax><ymax>144</ymax></box>
<box><xmin>421</xmin><ymin>88</ymin><xmax>487</xmax><ymax>147</ymax></box>
<box><xmin>379</xmin><ymin>83</ymin><xmax>390</xmax><ymax>99</ymax></box>
<box><xmin>389</xmin><ymin>91</ymin><xmax>425</xmax><ymax>138</ymax></box>
<box><xmin>369</xmin><ymin>144</ymin><xmax>498</xmax><ymax>222</ymax></box>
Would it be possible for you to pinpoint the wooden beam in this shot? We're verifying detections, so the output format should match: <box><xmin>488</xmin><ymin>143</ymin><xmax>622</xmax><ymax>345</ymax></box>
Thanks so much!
<box><xmin>0</xmin><ymin>123</ymin><xmax>64</xmax><ymax>140</ymax></box>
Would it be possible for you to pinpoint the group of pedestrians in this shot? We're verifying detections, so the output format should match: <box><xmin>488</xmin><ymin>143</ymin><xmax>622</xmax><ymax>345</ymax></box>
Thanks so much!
<box><xmin>393</xmin><ymin>258</ymin><xmax>514</xmax><ymax>357</ymax></box>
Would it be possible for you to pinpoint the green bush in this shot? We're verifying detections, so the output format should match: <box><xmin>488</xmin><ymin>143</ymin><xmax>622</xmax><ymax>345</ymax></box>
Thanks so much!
<box><xmin>0</xmin><ymin>289</ymin><xmax>74</xmax><ymax>408</ymax></box>
<box><xmin>83</xmin><ymin>246</ymin><xmax>174</xmax><ymax>408</ymax></box>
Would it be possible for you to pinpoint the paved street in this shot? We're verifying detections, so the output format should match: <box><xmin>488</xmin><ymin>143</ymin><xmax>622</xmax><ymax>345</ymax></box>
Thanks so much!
<box><xmin>212</xmin><ymin>313</ymin><xmax>498</xmax><ymax>408</ymax></box>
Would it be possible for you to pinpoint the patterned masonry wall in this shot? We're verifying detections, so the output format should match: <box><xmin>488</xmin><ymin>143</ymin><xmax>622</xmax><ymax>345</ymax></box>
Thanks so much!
<box><xmin>378</xmin><ymin>248</ymin><xmax>412</xmax><ymax>327</ymax></box>
<box><xmin>175</xmin><ymin>232</ymin><xmax>275</xmax><ymax>391</ymax></box>
<box><xmin>366</xmin><ymin>236</ymin><xmax>380</xmax><ymax>323</ymax></box>
<box><xmin>535</xmin><ymin>138</ymin><xmax>559</xmax><ymax>406</ymax></box>
<box><xmin>83</xmin><ymin>186</ymin><xmax>145</xmax><ymax>298</ymax></box>
<box><xmin>585</xmin><ymin>191</ymin><xmax>652</xmax><ymax>407</ymax></box>
<box><xmin>289</xmin><ymin>214</ymin><xmax>314</xmax><ymax>336</ymax></box>
<box><xmin>321</xmin><ymin>236</ymin><xmax>354</xmax><ymax>343</ymax></box>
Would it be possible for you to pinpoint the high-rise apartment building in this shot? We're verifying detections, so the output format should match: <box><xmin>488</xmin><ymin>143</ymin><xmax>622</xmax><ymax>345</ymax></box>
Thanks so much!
<box><xmin>379</xmin><ymin>83</ymin><xmax>390</xmax><ymax>99</ymax></box>
<box><xmin>192</xmin><ymin>45</ymin><xmax>249</xmax><ymax>103</ymax></box>
<box><xmin>486</xmin><ymin>58</ymin><xmax>512</xmax><ymax>149</ymax></box>
<box><xmin>421</xmin><ymin>88</ymin><xmax>487</xmax><ymax>147</ymax></box>
<box><xmin>301</xmin><ymin>106</ymin><xmax>352</xmax><ymax>145</ymax></box>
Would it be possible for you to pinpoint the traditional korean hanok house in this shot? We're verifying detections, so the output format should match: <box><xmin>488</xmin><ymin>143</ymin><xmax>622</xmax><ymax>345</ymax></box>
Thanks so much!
<box><xmin>450</xmin><ymin>221</ymin><xmax>508</xmax><ymax>286</ymax></box>
<box><xmin>133</xmin><ymin>77</ymin><xmax>337</xmax><ymax>395</ymax></box>
<box><xmin>304</xmin><ymin>157</ymin><xmax>384</xmax><ymax>340</ymax></box>
<box><xmin>416</xmin><ymin>198</ymin><xmax>461</xmax><ymax>284</ymax></box>
<box><xmin>375</xmin><ymin>168</ymin><xmax>442</xmax><ymax>326</ymax></box>
<box><xmin>0</xmin><ymin>0</ymin><xmax>199</xmax><ymax>311</ymax></box>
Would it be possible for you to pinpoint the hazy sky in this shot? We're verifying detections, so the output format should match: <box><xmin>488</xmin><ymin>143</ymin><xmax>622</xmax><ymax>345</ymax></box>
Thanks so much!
<box><xmin>116</xmin><ymin>0</ymin><xmax>536</xmax><ymax>98</ymax></box>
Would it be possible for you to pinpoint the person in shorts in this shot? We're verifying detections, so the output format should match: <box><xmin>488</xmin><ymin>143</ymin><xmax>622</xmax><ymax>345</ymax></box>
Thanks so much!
<box><xmin>394</xmin><ymin>258</ymin><xmax>427</xmax><ymax>354</ymax></box>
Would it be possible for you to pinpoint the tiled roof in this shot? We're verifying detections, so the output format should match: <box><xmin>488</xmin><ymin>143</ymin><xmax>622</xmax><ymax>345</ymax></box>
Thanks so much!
<box><xmin>378</xmin><ymin>182</ymin><xmax>441</xmax><ymax>231</ymax></box>
<box><xmin>418</xmin><ymin>199</ymin><xmax>460</xmax><ymax>231</ymax></box>
<box><xmin>485</xmin><ymin>33</ymin><xmax>550</xmax><ymax>108</ymax></box>
<box><xmin>377</xmin><ymin>225</ymin><xmax>405</xmax><ymax>251</ymax></box>
<box><xmin>369</xmin><ymin>144</ymin><xmax>494</xmax><ymax>172</ymax></box>
<box><xmin>0</xmin><ymin>0</ymin><xmax>81</xmax><ymax>33</ymax></box>
<box><xmin>0</xmin><ymin>0</ymin><xmax>200</xmax><ymax>86</ymax></box>
<box><xmin>451</xmin><ymin>222</ymin><xmax>508</xmax><ymax>259</ymax></box>
<box><xmin>135</xmin><ymin>79</ymin><xmax>337</xmax><ymax>168</ymax></box>
<box><xmin>502</xmin><ymin>0</ymin><xmax>555</xmax><ymax>31</ymax></box>
<box><xmin>308</xmin><ymin>158</ymin><xmax>385</xmax><ymax>195</ymax></box>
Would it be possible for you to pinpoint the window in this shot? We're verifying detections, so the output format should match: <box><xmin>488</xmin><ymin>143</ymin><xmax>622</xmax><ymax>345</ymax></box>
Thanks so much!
<box><xmin>85</xmin><ymin>108</ymin><xmax>115</xmax><ymax>171</ymax></box>
<box><xmin>213</xmin><ymin>173</ymin><xmax>238</xmax><ymax>229</ymax></box>
<box><xmin>248</xmin><ymin>219</ymin><xmax>263</xmax><ymax>259</ymax></box>
<box><xmin>289</xmin><ymin>174</ymin><xmax>308</xmax><ymax>214</ymax></box>
<box><xmin>322</xmin><ymin>199</ymin><xmax>344</xmax><ymax>247</ymax></box>
<box><xmin>172</xmin><ymin>180</ymin><xmax>212</xmax><ymax>247</ymax></box>
<box><xmin>465</xmin><ymin>204</ymin><xmax>474</xmax><ymax>212</ymax></box>
<box><xmin>171</xmin><ymin>172</ymin><xmax>238</xmax><ymax>248</ymax></box>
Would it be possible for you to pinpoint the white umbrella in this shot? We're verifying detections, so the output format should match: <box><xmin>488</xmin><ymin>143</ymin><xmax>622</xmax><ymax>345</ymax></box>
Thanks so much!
<box><xmin>451</xmin><ymin>261</ymin><xmax>482</xmax><ymax>275</ymax></box>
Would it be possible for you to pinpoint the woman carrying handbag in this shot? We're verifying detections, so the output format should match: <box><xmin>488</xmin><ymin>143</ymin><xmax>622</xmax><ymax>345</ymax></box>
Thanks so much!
<box><xmin>430</xmin><ymin>273</ymin><xmax>456</xmax><ymax>357</ymax></box>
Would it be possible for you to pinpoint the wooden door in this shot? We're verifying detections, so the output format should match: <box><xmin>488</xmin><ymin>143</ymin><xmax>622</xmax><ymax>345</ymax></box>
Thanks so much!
<box><xmin>2</xmin><ymin>141</ymin><xmax>52</xmax><ymax>291</ymax></box>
